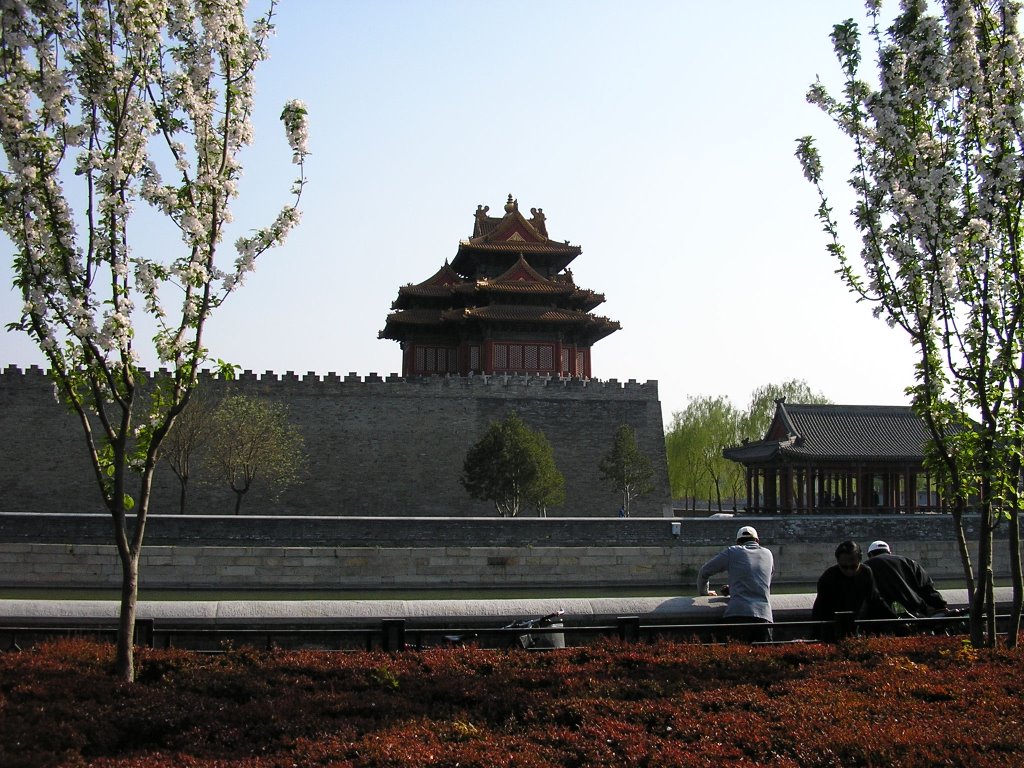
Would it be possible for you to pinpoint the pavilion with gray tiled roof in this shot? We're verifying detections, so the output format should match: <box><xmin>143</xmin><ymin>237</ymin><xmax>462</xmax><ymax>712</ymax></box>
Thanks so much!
<box><xmin>723</xmin><ymin>400</ymin><xmax>946</xmax><ymax>514</ymax></box>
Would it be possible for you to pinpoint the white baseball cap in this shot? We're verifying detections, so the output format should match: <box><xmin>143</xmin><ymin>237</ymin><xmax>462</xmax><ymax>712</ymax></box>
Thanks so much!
<box><xmin>868</xmin><ymin>540</ymin><xmax>890</xmax><ymax>555</ymax></box>
<box><xmin>736</xmin><ymin>526</ymin><xmax>758</xmax><ymax>541</ymax></box>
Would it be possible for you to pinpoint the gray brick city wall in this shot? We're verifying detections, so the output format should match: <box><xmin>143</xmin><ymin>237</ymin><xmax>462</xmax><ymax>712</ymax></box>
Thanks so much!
<box><xmin>0</xmin><ymin>366</ymin><xmax>671</xmax><ymax>518</ymax></box>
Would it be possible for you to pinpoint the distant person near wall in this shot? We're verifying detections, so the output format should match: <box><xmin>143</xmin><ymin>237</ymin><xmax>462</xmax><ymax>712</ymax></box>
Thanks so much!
<box><xmin>863</xmin><ymin>540</ymin><xmax>948</xmax><ymax>617</ymax></box>
<box><xmin>697</xmin><ymin>525</ymin><xmax>774</xmax><ymax>642</ymax></box>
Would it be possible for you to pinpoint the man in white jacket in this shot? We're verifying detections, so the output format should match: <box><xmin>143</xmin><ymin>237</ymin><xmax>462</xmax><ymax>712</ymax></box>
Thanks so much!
<box><xmin>697</xmin><ymin>525</ymin><xmax>774</xmax><ymax>641</ymax></box>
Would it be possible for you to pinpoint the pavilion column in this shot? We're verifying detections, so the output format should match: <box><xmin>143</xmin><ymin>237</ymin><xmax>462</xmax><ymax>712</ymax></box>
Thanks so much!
<box><xmin>745</xmin><ymin>469</ymin><xmax>754</xmax><ymax>513</ymax></box>
<box><xmin>781</xmin><ymin>466</ymin><xmax>794</xmax><ymax>513</ymax></box>
<box><xmin>765</xmin><ymin>468</ymin><xmax>778</xmax><ymax>513</ymax></box>
<box><xmin>795</xmin><ymin>468</ymin><xmax>805</xmax><ymax>513</ymax></box>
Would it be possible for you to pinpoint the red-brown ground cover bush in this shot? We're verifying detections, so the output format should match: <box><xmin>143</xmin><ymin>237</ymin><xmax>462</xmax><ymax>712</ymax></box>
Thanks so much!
<box><xmin>0</xmin><ymin>635</ymin><xmax>1021</xmax><ymax>767</ymax></box>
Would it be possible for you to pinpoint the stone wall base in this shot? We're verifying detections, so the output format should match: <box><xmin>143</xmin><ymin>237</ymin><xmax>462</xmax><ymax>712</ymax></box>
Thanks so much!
<box><xmin>0</xmin><ymin>540</ymin><xmax>1002</xmax><ymax>591</ymax></box>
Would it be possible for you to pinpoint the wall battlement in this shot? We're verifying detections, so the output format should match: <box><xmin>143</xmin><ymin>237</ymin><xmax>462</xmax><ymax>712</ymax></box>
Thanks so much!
<box><xmin>1</xmin><ymin>363</ymin><xmax>670</xmax><ymax>518</ymax></box>
<box><xmin>1</xmin><ymin>364</ymin><xmax>658</xmax><ymax>398</ymax></box>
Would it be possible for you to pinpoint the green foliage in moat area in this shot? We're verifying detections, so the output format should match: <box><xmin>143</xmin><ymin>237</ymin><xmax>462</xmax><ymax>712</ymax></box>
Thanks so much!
<box><xmin>461</xmin><ymin>413</ymin><xmax>565</xmax><ymax>517</ymax></box>
<box><xmin>1</xmin><ymin>636</ymin><xmax>1022</xmax><ymax>767</ymax></box>
<box><xmin>666</xmin><ymin>379</ymin><xmax>829</xmax><ymax>513</ymax></box>
<box><xmin>205</xmin><ymin>395</ymin><xmax>307</xmax><ymax>515</ymax></box>
<box><xmin>598</xmin><ymin>424</ymin><xmax>655</xmax><ymax>516</ymax></box>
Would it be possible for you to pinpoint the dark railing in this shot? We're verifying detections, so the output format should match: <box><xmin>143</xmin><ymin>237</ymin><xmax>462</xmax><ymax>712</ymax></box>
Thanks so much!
<box><xmin>0</xmin><ymin>611</ymin><xmax>989</xmax><ymax>653</ymax></box>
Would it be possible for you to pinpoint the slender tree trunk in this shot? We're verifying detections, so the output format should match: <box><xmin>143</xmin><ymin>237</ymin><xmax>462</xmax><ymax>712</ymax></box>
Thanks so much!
<box><xmin>986</xmin><ymin>567</ymin><xmax>997</xmax><ymax>646</ymax></box>
<box><xmin>971</xmin><ymin>502</ymin><xmax>995</xmax><ymax>647</ymax></box>
<box><xmin>178</xmin><ymin>479</ymin><xmax>188</xmax><ymax>515</ymax></box>
<box><xmin>115</xmin><ymin>548</ymin><xmax>139</xmax><ymax>681</ymax></box>
<box><xmin>234</xmin><ymin>490</ymin><xmax>244</xmax><ymax>515</ymax></box>
<box><xmin>951</xmin><ymin>501</ymin><xmax>975</xmax><ymax>599</ymax></box>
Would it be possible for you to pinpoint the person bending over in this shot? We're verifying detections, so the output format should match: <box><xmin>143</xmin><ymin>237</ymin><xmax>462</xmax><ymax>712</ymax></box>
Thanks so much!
<box><xmin>862</xmin><ymin>540</ymin><xmax>948</xmax><ymax>618</ymax></box>
<box><xmin>812</xmin><ymin>540</ymin><xmax>894</xmax><ymax>623</ymax></box>
<box><xmin>697</xmin><ymin>525</ymin><xmax>774</xmax><ymax>641</ymax></box>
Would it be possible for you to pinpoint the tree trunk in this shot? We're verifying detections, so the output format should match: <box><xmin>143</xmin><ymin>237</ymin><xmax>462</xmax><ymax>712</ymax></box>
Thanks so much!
<box><xmin>178</xmin><ymin>479</ymin><xmax>188</xmax><ymax>515</ymax></box>
<box><xmin>986</xmin><ymin>567</ymin><xmax>997</xmax><ymax>646</ymax></box>
<box><xmin>951</xmin><ymin>501</ymin><xmax>975</xmax><ymax>599</ymax></box>
<box><xmin>115</xmin><ymin>548</ymin><xmax>139</xmax><ymax>682</ymax></box>
<box><xmin>970</xmin><ymin>506</ymin><xmax>995</xmax><ymax>647</ymax></box>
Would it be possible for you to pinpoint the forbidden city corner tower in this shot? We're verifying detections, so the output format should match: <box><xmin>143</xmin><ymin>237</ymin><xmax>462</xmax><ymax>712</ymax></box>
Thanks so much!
<box><xmin>379</xmin><ymin>195</ymin><xmax>620</xmax><ymax>377</ymax></box>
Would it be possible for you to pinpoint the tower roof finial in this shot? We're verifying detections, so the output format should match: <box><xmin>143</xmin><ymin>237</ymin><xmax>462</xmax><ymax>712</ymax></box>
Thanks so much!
<box><xmin>504</xmin><ymin>194</ymin><xmax>517</xmax><ymax>214</ymax></box>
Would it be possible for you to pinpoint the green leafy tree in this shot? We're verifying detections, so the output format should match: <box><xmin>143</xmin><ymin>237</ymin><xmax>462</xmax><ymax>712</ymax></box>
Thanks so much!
<box><xmin>599</xmin><ymin>424</ymin><xmax>655</xmax><ymax>516</ymax></box>
<box><xmin>525</xmin><ymin>428</ymin><xmax>565</xmax><ymax>518</ymax></box>
<box><xmin>665</xmin><ymin>396</ymin><xmax>743</xmax><ymax>513</ymax></box>
<box><xmin>461</xmin><ymin>413</ymin><xmax>565</xmax><ymax>517</ymax></box>
<box><xmin>161</xmin><ymin>387</ymin><xmax>218</xmax><ymax>515</ymax></box>
<box><xmin>0</xmin><ymin>1</ymin><xmax>308</xmax><ymax>680</ymax></box>
<box><xmin>740</xmin><ymin>379</ymin><xmax>831</xmax><ymax>442</ymax></box>
<box><xmin>207</xmin><ymin>395</ymin><xmax>306</xmax><ymax>514</ymax></box>
<box><xmin>796</xmin><ymin>0</ymin><xmax>1024</xmax><ymax>645</ymax></box>
<box><xmin>665</xmin><ymin>409</ymin><xmax>708</xmax><ymax>512</ymax></box>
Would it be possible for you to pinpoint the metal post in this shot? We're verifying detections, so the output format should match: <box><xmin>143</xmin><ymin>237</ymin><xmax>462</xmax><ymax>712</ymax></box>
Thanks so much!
<box><xmin>381</xmin><ymin>619</ymin><xmax>406</xmax><ymax>652</ymax></box>
<box><xmin>133</xmin><ymin>618</ymin><xmax>155</xmax><ymax>648</ymax></box>
<box><xmin>834</xmin><ymin>611</ymin><xmax>855</xmax><ymax>641</ymax></box>
<box><xmin>617</xmin><ymin>616</ymin><xmax>640</xmax><ymax>643</ymax></box>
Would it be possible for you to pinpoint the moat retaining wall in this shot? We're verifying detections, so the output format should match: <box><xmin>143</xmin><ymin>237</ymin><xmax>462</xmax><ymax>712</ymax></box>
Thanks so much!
<box><xmin>0</xmin><ymin>365</ymin><xmax>671</xmax><ymax>518</ymax></box>
<box><xmin>0</xmin><ymin>513</ymin><xmax>1013</xmax><ymax>590</ymax></box>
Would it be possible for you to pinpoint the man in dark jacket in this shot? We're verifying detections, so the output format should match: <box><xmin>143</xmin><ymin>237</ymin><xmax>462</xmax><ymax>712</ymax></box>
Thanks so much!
<box><xmin>812</xmin><ymin>540</ymin><xmax>894</xmax><ymax>623</ymax></box>
<box><xmin>862</xmin><ymin>540</ymin><xmax>948</xmax><ymax>617</ymax></box>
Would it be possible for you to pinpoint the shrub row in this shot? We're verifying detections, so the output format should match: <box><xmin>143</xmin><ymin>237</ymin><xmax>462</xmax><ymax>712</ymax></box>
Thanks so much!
<box><xmin>0</xmin><ymin>636</ymin><xmax>1021</xmax><ymax>766</ymax></box>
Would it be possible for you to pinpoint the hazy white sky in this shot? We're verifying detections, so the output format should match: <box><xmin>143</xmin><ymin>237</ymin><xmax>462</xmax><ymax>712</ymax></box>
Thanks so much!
<box><xmin>0</xmin><ymin>0</ymin><xmax>918</xmax><ymax>426</ymax></box>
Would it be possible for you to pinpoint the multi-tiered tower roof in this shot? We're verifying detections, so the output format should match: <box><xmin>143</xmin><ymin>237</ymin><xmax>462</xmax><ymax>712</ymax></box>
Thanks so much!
<box><xmin>380</xmin><ymin>195</ymin><xmax>620</xmax><ymax>377</ymax></box>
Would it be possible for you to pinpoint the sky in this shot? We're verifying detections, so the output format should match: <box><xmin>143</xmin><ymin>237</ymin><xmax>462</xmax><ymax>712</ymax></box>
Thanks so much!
<box><xmin>0</xmin><ymin>0</ymin><xmax>920</xmax><ymax>428</ymax></box>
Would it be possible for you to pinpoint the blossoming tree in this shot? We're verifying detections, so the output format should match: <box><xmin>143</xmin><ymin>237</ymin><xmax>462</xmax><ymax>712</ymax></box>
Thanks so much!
<box><xmin>796</xmin><ymin>0</ymin><xmax>1023</xmax><ymax>645</ymax></box>
<box><xmin>0</xmin><ymin>0</ymin><xmax>309</xmax><ymax>679</ymax></box>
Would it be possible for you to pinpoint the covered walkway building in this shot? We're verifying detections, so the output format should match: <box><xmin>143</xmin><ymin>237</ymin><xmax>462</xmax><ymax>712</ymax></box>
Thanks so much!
<box><xmin>723</xmin><ymin>401</ymin><xmax>948</xmax><ymax>514</ymax></box>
